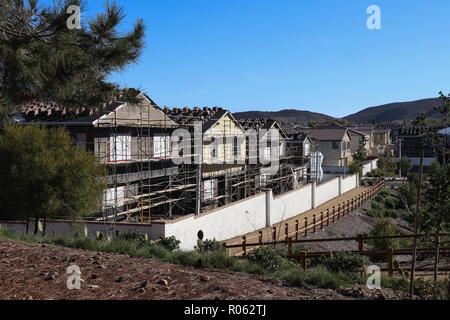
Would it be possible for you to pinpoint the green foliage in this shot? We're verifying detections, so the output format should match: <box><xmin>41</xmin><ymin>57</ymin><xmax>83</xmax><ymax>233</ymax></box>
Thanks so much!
<box><xmin>413</xmin><ymin>277</ymin><xmax>450</xmax><ymax>300</ymax></box>
<box><xmin>399</xmin><ymin>157</ymin><xmax>413</xmax><ymax>177</ymax></box>
<box><xmin>116</xmin><ymin>230</ymin><xmax>148</xmax><ymax>247</ymax></box>
<box><xmin>365</xmin><ymin>219</ymin><xmax>411</xmax><ymax>260</ymax></box>
<box><xmin>159</xmin><ymin>236</ymin><xmax>181</xmax><ymax>252</ymax></box>
<box><xmin>352</xmin><ymin>137</ymin><xmax>368</xmax><ymax>168</ymax></box>
<box><xmin>378</xmin><ymin>188</ymin><xmax>391</xmax><ymax>198</ymax></box>
<box><xmin>420</xmin><ymin>162</ymin><xmax>450</xmax><ymax>234</ymax></box>
<box><xmin>277</xmin><ymin>266</ymin><xmax>362</xmax><ymax>290</ymax></box>
<box><xmin>377</xmin><ymin>156</ymin><xmax>398</xmax><ymax>176</ymax></box>
<box><xmin>349</xmin><ymin>163</ymin><xmax>362</xmax><ymax>178</ymax></box>
<box><xmin>194</xmin><ymin>238</ymin><xmax>224</xmax><ymax>253</ymax></box>
<box><xmin>397</xmin><ymin>183</ymin><xmax>417</xmax><ymax>210</ymax></box>
<box><xmin>320</xmin><ymin>252</ymin><xmax>368</xmax><ymax>274</ymax></box>
<box><xmin>0</xmin><ymin>125</ymin><xmax>106</xmax><ymax>221</ymax></box>
<box><xmin>307</xmin><ymin>120</ymin><xmax>319</xmax><ymax>127</ymax></box>
<box><xmin>0</xmin><ymin>0</ymin><xmax>145</xmax><ymax>121</ymax></box>
<box><xmin>247</xmin><ymin>246</ymin><xmax>296</xmax><ymax>273</ymax></box>
<box><xmin>366</xmin><ymin>169</ymin><xmax>384</xmax><ymax>178</ymax></box>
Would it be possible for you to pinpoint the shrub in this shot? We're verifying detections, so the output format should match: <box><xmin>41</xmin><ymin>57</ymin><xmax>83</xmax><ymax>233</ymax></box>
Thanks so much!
<box><xmin>167</xmin><ymin>250</ymin><xmax>202</xmax><ymax>267</ymax></box>
<box><xmin>198</xmin><ymin>250</ymin><xmax>238</xmax><ymax>270</ymax></box>
<box><xmin>371</xmin><ymin>200</ymin><xmax>384</xmax><ymax>211</ymax></box>
<box><xmin>116</xmin><ymin>230</ymin><xmax>148</xmax><ymax>247</ymax></box>
<box><xmin>320</xmin><ymin>252</ymin><xmax>367</xmax><ymax>274</ymax></box>
<box><xmin>349</xmin><ymin>163</ymin><xmax>362</xmax><ymax>178</ymax></box>
<box><xmin>397</xmin><ymin>183</ymin><xmax>417</xmax><ymax>209</ymax></box>
<box><xmin>378</xmin><ymin>188</ymin><xmax>391</xmax><ymax>198</ymax></box>
<box><xmin>194</xmin><ymin>238</ymin><xmax>224</xmax><ymax>253</ymax></box>
<box><xmin>247</xmin><ymin>246</ymin><xmax>293</xmax><ymax>273</ymax></box>
<box><xmin>159</xmin><ymin>236</ymin><xmax>181</xmax><ymax>251</ymax></box>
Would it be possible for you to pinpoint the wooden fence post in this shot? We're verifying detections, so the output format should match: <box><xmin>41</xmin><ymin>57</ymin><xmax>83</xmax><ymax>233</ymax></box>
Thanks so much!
<box><xmin>285</xmin><ymin>223</ymin><xmax>289</xmax><ymax>240</ymax></box>
<box><xmin>295</xmin><ymin>220</ymin><xmax>299</xmax><ymax>240</ymax></box>
<box><xmin>242</xmin><ymin>236</ymin><xmax>247</xmax><ymax>257</ymax></box>
<box><xmin>313</xmin><ymin>215</ymin><xmax>316</xmax><ymax>233</ymax></box>
<box><xmin>337</xmin><ymin>204</ymin><xmax>341</xmax><ymax>219</ymax></box>
<box><xmin>304</xmin><ymin>217</ymin><xmax>308</xmax><ymax>237</ymax></box>
<box><xmin>332</xmin><ymin>206</ymin><xmax>336</xmax><ymax>223</ymax></box>
<box><xmin>326</xmin><ymin>209</ymin><xmax>330</xmax><ymax>227</ymax></box>
<box><xmin>320</xmin><ymin>212</ymin><xmax>324</xmax><ymax>230</ymax></box>
<box><xmin>288</xmin><ymin>237</ymin><xmax>293</xmax><ymax>257</ymax></box>
<box><xmin>301</xmin><ymin>251</ymin><xmax>307</xmax><ymax>271</ymax></box>
<box><xmin>346</xmin><ymin>200</ymin><xmax>350</xmax><ymax>214</ymax></box>
<box><xmin>387</xmin><ymin>247</ymin><xmax>394</xmax><ymax>277</ymax></box>
<box><xmin>272</xmin><ymin>227</ymin><xmax>277</xmax><ymax>243</ymax></box>
<box><xmin>357</xmin><ymin>233</ymin><xmax>364</xmax><ymax>252</ymax></box>
<box><xmin>258</xmin><ymin>231</ymin><xmax>263</xmax><ymax>244</ymax></box>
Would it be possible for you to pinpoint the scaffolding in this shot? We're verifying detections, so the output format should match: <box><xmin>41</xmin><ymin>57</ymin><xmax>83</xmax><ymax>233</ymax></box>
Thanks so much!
<box><xmin>85</xmin><ymin>105</ymin><xmax>311</xmax><ymax>224</ymax></box>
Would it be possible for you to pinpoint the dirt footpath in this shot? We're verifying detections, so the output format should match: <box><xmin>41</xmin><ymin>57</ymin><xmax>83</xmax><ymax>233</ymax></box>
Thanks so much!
<box><xmin>0</xmin><ymin>238</ymin><xmax>411</xmax><ymax>300</ymax></box>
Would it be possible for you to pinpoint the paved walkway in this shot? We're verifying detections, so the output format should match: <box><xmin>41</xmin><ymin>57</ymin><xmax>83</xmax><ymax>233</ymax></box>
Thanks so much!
<box><xmin>224</xmin><ymin>186</ymin><xmax>371</xmax><ymax>256</ymax></box>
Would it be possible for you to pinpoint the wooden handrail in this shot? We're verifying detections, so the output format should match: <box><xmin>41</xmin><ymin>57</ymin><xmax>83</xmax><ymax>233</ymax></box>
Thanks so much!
<box><xmin>225</xmin><ymin>181</ymin><xmax>392</xmax><ymax>251</ymax></box>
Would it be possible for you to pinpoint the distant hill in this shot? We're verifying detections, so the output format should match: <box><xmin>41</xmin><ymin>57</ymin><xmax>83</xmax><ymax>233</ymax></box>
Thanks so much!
<box><xmin>233</xmin><ymin>109</ymin><xmax>335</xmax><ymax>125</ymax></box>
<box><xmin>343</xmin><ymin>98</ymin><xmax>445</xmax><ymax>124</ymax></box>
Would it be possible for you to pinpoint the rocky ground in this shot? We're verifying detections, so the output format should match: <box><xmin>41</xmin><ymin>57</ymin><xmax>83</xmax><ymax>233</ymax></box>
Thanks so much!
<box><xmin>0</xmin><ymin>238</ymin><xmax>414</xmax><ymax>300</ymax></box>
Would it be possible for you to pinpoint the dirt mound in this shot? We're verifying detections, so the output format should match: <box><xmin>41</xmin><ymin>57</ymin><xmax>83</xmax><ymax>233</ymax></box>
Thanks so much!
<box><xmin>0</xmin><ymin>238</ymin><xmax>408</xmax><ymax>300</ymax></box>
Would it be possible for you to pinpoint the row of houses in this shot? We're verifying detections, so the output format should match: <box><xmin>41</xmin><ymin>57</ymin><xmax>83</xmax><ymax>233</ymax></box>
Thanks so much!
<box><xmin>289</xmin><ymin>124</ymin><xmax>391</xmax><ymax>173</ymax></box>
<box><xmin>16</xmin><ymin>91</ymin><xmax>397</xmax><ymax>223</ymax></box>
<box><xmin>16</xmin><ymin>93</ymin><xmax>313</xmax><ymax>222</ymax></box>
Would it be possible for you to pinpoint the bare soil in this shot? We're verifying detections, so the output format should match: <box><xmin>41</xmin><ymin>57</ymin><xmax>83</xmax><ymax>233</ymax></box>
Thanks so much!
<box><xmin>0</xmin><ymin>238</ymin><xmax>413</xmax><ymax>300</ymax></box>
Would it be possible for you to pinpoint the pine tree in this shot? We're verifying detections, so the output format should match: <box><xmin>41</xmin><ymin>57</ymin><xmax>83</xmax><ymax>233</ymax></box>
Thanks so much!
<box><xmin>0</xmin><ymin>0</ymin><xmax>145</xmax><ymax>123</ymax></box>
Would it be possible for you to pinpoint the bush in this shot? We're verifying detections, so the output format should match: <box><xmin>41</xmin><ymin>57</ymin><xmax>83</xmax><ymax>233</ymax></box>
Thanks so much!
<box><xmin>349</xmin><ymin>163</ymin><xmax>362</xmax><ymax>178</ymax></box>
<box><xmin>320</xmin><ymin>252</ymin><xmax>367</xmax><ymax>274</ymax></box>
<box><xmin>159</xmin><ymin>236</ymin><xmax>181</xmax><ymax>251</ymax></box>
<box><xmin>247</xmin><ymin>246</ymin><xmax>295</xmax><ymax>273</ymax></box>
<box><xmin>116</xmin><ymin>230</ymin><xmax>148</xmax><ymax>248</ymax></box>
<box><xmin>365</xmin><ymin>218</ymin><xmax>411</xmax><ymax>261</ymax></box>
<box><xmin>379</xmin><ymin>188</ymin><xmax>391</xmax><ymax>198</ymax></box>
<box><xmin>397</xmin><ymin>183</ymin><xmax>417</xmax><ymax>209</ymax></box>
<box><xmin>194</xmin><ymin>238</ymin><xmax>224</xmax><ymax>253</ymax></box>
<box><xmin>277</xmin><ymin>266</ymin><xmax>362</xmax><ymax>290</ymax></box>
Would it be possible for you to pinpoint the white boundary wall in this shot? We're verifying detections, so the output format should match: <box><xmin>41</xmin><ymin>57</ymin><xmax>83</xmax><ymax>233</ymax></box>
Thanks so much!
<box><xmin>271</xmin><ymin>184</ymin><xmax>312</xmax><ymax>225</ymax></box>
<box><xmin>2</xmin><ymin>175</ymin><xmax>365</xmax><ymax>251</ymax></box>
<box><xmin>315</xmin><ymin>178</ymin><xmax>340</xmax><ymax>206</ymax></box>
<box><xmin>165</xmin><ymin>193</ymin><xmax>267</xmax><ymax>250</ymax></box>
<box><xmin>363</xmin><ymin>159</ymin><xmax>378</xmax><ymax>176</ymax></box>
<box><xmin>342</xmin><ymin>174</ymin><xmax>358</xmax><ymax>194</ymax></box>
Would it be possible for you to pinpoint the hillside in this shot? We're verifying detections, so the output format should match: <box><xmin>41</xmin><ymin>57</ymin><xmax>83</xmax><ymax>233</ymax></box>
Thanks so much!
<box><xmin>233</xmin><ymin>98</ymin><xmax>445</xmax><ymax>125</ymax></box>
<box><xmin>344</xmin><ymin>98</ymin><xmax>445</xmax><ymax>124</ymax></box>
<box><xmin>233</xmin><ymin>109</ymin><xmax>335</xmax><ymax>125</ymax></box>
<box><xmin>0</xmin><ymin>238</ymin><xmax>413</xmax><ymax>300</ymax></box>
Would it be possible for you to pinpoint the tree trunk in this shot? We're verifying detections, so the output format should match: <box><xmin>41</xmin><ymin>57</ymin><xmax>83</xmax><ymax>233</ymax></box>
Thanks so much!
<box><xmin>434</xmin><ymin>230</ymin><xmax>440</xmax><ymax>297</ymax></box>
<box><xmin>33</xmin><ymin>215</ymin><xmax>38</xmax><ymax>235</ymax></box>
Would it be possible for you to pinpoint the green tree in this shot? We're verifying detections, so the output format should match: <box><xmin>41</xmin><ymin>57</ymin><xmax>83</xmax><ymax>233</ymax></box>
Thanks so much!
<box><xmin>420</xmin><ymin>161</ymin><xmax>450</xmax><ymax>287</ymax></box>
<box><xmin>377</xmin><ymin>155</ymin><xmax>397</xmax><ymax>176</ymax></box>
<box><xmin>0</xmin><ymin>125</ymin><xmax>106</xmax><ymax>226</ymax></box>
<box><xmin>353</xmin><ymin>137</ymin><xmax>368</xmax><ymax>168</ymax></box>
<box><xmin>349</xmin><ymin>162</ymin><xmax>362</xmax><ymax>178</ymax></box>
<box><xmin>0</xmin><ymin>0</ymin><xmax>145</xmax><ymax>123</ymax></box>
<box><xmin>399</xmin><ymin>156</ymin><xmax>413</xmax><ymax>177</ymax></box>
<box><xmin>307</xmin><ymin>120</ymin><xmax>319</xmax><ymax>127</ymax></box>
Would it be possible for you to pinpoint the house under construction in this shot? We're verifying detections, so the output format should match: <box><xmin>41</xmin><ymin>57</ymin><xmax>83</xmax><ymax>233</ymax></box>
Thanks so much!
<box><xmin>17</xmin><ymin>93</ymin><xmax>312</xmax><ymax>223</ymax></box>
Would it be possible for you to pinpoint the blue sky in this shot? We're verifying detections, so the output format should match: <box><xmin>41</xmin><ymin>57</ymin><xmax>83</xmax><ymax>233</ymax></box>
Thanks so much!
<box><xmin>72</xmin><ymin>1</ymin><xmax>450</xmax><ymax>117</ymax></box>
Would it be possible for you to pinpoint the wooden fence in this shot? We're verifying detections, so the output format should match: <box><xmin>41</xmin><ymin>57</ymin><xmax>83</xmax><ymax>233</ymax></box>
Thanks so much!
<box><xmin>225</xmin><ymin>180</ymin><xmax>386</xmax><ymax>256</ymax></box>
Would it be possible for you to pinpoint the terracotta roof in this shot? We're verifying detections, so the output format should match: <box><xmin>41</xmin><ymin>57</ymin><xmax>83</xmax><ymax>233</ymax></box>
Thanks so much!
<box><xmin>298</xmin><ymin>125</ymin><xmax>351</xmax><ymax>141</ymax></box>
<box><xmin>164</xmin><ymin>106</ymin><xmax>241</xmax><ymax>133</ymax></box>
